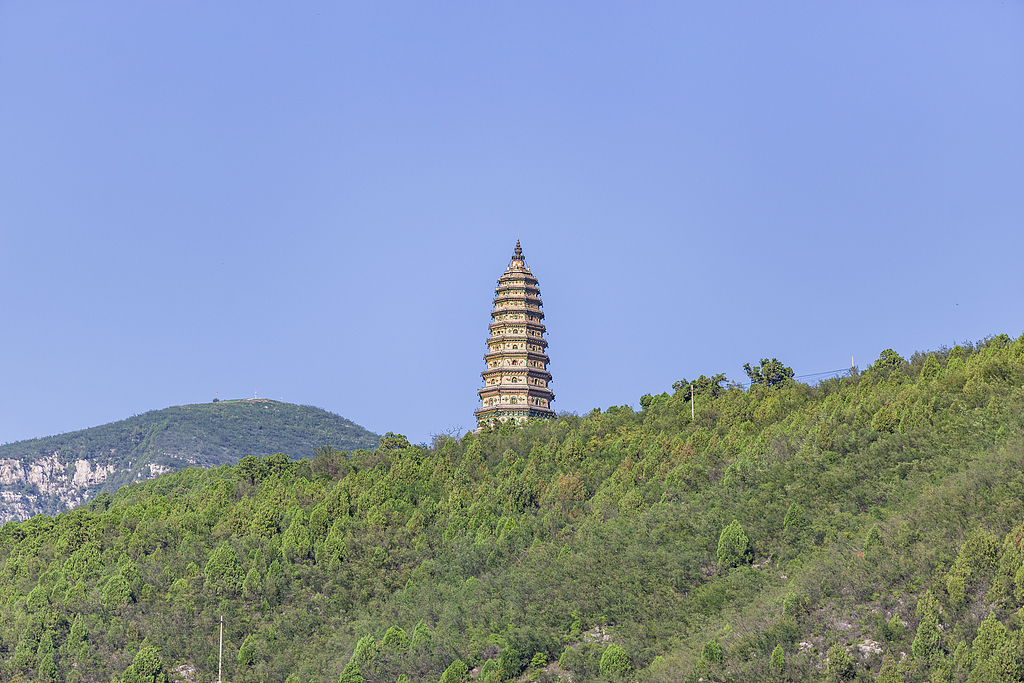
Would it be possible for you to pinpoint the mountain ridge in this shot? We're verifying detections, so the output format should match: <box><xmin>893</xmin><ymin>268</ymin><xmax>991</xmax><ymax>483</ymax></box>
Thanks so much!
<box><xmin>0</xmin><ymin>399</ymin><xmax>378</xmax><ymax>522</ymax></box>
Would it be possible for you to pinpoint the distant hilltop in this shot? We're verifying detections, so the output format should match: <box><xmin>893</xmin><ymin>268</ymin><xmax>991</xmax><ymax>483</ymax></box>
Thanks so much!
<box><xmin>0</xmin><ymin>399</ymin><xmax>379</xmax><ymax>522</ymax></box>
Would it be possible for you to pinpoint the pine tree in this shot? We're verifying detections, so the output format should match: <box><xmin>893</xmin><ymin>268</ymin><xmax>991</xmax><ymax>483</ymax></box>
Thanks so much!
<box><xmin>717</xmin><ymin>520</ymin><xmax>752</xmax><ymax>569</ymax></box>
<box><xmin>120</xmin><ymin>642</ymin><xmax>166</xmax><ymax>683</ymax></box>
<box><xmin>877</xmin><ymin>652</ymin><xmax>901</xmax><ymax>683</ymax></box>
<box><xmin>439</xmin><ymin>659</ymin><xmax>469</xmax><ymax>683</ymax></box>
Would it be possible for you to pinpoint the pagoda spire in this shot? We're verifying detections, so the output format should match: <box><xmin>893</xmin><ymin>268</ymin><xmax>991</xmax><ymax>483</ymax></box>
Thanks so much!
<box><xmin>476</xmin><ymin>242</ymin><xmax>555</xmax><ymax>428</ymax></box>
<box><xmin>509</xmin><ymin>239</ymin><xmax>526</xmax><ymax>267</ymax></box>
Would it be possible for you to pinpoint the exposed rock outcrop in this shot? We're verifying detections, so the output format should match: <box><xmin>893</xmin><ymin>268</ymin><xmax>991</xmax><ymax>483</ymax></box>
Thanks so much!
<box><xmin>0</xmin><ymin>455</ymin><xmax>118</xmax><ymax>522</ymax></box>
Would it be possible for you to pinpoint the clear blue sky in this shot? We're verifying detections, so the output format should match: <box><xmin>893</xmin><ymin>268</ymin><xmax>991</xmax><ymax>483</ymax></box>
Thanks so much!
<box><xmin>2</xmin><ymin>1</ymin><xmax>1022</xmax><ymax>446</ymax></box>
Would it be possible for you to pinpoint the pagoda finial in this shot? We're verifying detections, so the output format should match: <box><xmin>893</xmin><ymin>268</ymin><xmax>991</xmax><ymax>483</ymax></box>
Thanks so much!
<box><xmin>514</xmin><ymin>240</ymin><xmax>523</xmax><ymax>260</ymax></box>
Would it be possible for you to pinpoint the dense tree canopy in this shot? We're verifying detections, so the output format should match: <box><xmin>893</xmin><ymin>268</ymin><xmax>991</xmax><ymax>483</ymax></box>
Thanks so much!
<box><xmin>1</xmin><ymin>334</ymin><xmax>1023</xmax><ymax>682</ymax></box>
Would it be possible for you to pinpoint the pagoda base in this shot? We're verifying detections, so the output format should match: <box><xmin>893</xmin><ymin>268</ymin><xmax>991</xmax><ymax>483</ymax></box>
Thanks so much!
<box><xmin>474</xmin><ymin>406</ymin><xmax>555</xmax><ymax>429</ymax></box>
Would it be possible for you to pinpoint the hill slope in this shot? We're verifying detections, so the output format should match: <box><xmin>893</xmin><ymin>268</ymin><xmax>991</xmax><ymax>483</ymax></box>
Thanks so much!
<box><xmin>1</xmin><ymin>334</ymin><xmax>1023</xmax><ymax>683</ymax></box>
<box><xmin>0</xmin><ymin>399</ymin><xmax>378</xmax><ymax>522</ymax></box>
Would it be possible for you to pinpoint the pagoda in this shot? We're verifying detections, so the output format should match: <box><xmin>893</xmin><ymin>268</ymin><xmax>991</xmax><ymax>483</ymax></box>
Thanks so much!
<box><xmin>475</xmin><ymin>241</ymin><xmax>555</xmax><ymax>428</ymax></box>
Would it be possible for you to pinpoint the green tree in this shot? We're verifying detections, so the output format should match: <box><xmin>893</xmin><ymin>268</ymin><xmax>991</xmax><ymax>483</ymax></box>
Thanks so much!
<box><xmin>13</xmin><ymin>636</ymin><xmax>37</xmax><ymax>672</ymax></box>
<box><xmin>480</xmin><ymin>659</ymin><xmax>499</xmax><ymax>683</ymax></box>
<box><xmin>263</xmin><ymin>451</ymin><xmax>293</xmax><ymax>474</ymax></box>
<box><xmin>251</xmin><ymin>502</ymin><xmax>282</xmax><ymax>537</ymax></box>
<box><xmin>351</xmin><ymin>635</ymin><xmax>377</xmax><ymax>669</ymax></box>
<box><xmin>26</xmin><ymin>585</ymin><xmax>49</xmax><ymax>611</ymax></box>
<box><xmin>559</xmin><ymin>643</ymin><xmax>602</xmax><ymax>680</ymax></box>
<box><xmin>68</xmin><ymin>614</ymin><xmax>87</xmax><ymax>649</ymax></box>
<box><xmin>912</xmin><ymin>592</ymin><xmax>942</xmax><ymax>660</ymax></box>
<box><xmin>498</xmin><ymin>646</ymin><xmax>522</xmax><ymax>681</ymax></box>
<box><xmin>966</xmin><ymin>610</ymin><xmax>1015</xmax><ymax>679</ymax></box>
<box><xmin>236</xmin><ymin>455</ymin><xmax>268</xmax><ymax>485</ymax></box>
<box><xmin>37</xmin><ymin>653</ymin><xmax>58</xmax><ymax>683</ymax></box>
<box><xmin>873</xmin><ymin>349</ymin><xmax>906</xmax><ymax>371</ymax></box>
<box><xmin>921</xmin><ymin>354</ymin><xmax>942</xmax><ymax>379</ymax></box>
<box><xmin>557</xmin><ymin>431</ymin><xmax>585</xmax><ymax>465</ymax></box>
<box><xmin>378</xmin><ymin>432</ymin><xmax>411</xmax><ymax>451</ymax></box>
<box><xmin>882</xmin><ymin>614</ymin><xmax>906</xmax><ymax>643</ymax></box>
<box><xmin>639</xmin><ymin>392</ymin><xmax>669</xmax><ymax>410</ymax></box>
<box><xmin>439</xmin><ymin>659</ymin><xmax>469</xmax><ymax>683</ymax></box>
<box><xmin>877</xmin><ymin>652</ymin><xmax>901</xmax><ymax>683</ymax></box>
<box><xmin>338</xmin><ymin>659</ymin><xmax>363</xmax><ymax>683</ymax></box>
<box><xmin>743</xmin><ymin>358</ymin><xmax>794</xmax><ymax>388</ymax></box>
<box><xmin>672</xmin><ymin>373</ymin><xmax>728</xmax><ymax>398</ymax></box>
<box><xmin>238</xmin><ymin>633</ymin><xmax>258</xmax><ymax>667</ymax></box>
<box><xmin>103</xmin><ymin>575</ymin><xmax>132</xmax><ymax>611</ymax></box>
<box><xmin>864</xmin><ymin>524</ymin><xmax>883</xmax><ymax>549</ymax></box>
<box><xmin>410</xmin><ymin>620</ymin><xmax>432</xmax><ymax>651</ymax></box>
<box><xmin>783</xmin><ymin>502</ymin><xmax>808</xmax><ymax>531</ymax></box>
<box><xmin>769</xmin><ymin>645</ymin><xmax>784</xmax><ymax>673</ymax></box>
<box><xmin>309</xmin><ymin>504</ymin><xmax>330</xmax><ymax>537</ymax></box>
<box><xmin>36</xmin><ymin>632</ymin><xmax>54</xmax><ymax>658</ymax></box>
<box><xmin>282</xmin><ymin>514</ymin><xmax>313</xmax><ymax>562</ymax></box>
<box><xmin>242</xmin><ymin>567</ymin><xmax>262</xmax><ymax>601</ymax></box>
<box><xmin>717</xmin><ymin>520</ymin><xmax>752</xmax><ymax>569</ymax></box>
<box><xmin>599</xmin><ymin>643</ymin><xmax>630</xmax><ymax>678</ymax></box>
<box><xmin>381</xmin><ymin>626</ymin><xmax>410</xmax><ymax>651</ymax></box>
<box><xmin>204</xmin><ymin>543</ymin><xmax>243</xmax><ymax>597</ymax></box>
<box><xmin>121</xmin><ymin>642</ymin><xmax>167</xmax><ymax>683</ymax></box>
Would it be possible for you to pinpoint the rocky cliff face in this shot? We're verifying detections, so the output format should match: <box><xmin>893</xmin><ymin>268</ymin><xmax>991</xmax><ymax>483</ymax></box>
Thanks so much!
<box><xmin>0</xmin><ymin>454</ymin><xmax>119</xmax><ymax>522</ymax></box>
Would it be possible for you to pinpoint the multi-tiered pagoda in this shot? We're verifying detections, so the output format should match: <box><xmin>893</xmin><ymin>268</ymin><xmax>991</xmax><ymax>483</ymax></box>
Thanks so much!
<box><xmin>475</xmin><ymin>241</ymin><xmax>555</xmax><ymax>428</ymax></box>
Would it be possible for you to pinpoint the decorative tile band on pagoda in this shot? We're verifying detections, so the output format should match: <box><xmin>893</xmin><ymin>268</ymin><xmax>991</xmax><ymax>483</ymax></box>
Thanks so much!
<box><xmin>475</xmin><ymin>240</ymin><xmax>555</xmax><ymax>428</ymax></box>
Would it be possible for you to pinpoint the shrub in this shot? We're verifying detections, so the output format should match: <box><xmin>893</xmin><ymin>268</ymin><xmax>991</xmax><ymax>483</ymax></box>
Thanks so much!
<box><xmin>826</xmin><ymin>644</ymin><xmax>854</xmax><ymax>680</ymax></box>
<box><xmin>599</xmin><ymin>643</ymin><xmax>630</xmax><ymax>678</ymax></box>
<box><xmin>864</xmin><ymin>524</ymin><xmax>883</xmax><ymax>549</ymax></box>
<box><xmin>701</xmin><ymin>639</ymin><xmax>723</xmax><ymax>665</ymax></box>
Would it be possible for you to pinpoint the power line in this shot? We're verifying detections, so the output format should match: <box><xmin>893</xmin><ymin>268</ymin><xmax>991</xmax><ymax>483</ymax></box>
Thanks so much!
<box><xmin>729</xmin><ymin>368</ymin><xmax>852</xmax><ymax>389</ymax></box>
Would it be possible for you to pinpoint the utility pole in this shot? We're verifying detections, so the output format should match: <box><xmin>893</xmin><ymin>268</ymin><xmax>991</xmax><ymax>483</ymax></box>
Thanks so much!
<box><xmin>691</xmin><ymin>383</ymin><xmax>694</xmax><ymax>421</ymax></box>
<box><xmin>219</xmin><ymin>615</ymin><xmax>224</xmax><ymax>683</ymax></box>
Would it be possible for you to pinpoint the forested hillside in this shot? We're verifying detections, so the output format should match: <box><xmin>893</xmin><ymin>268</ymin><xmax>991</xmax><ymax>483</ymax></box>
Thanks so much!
<box><xmin>2</xmin><ymin>334</ymin><xmax>1024</xmax><ymax>683</ymax></box>
<box><xmin>0</xmin><ymin>400</ymin><xmax>378</xmax><ymax>522</ymax></box>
